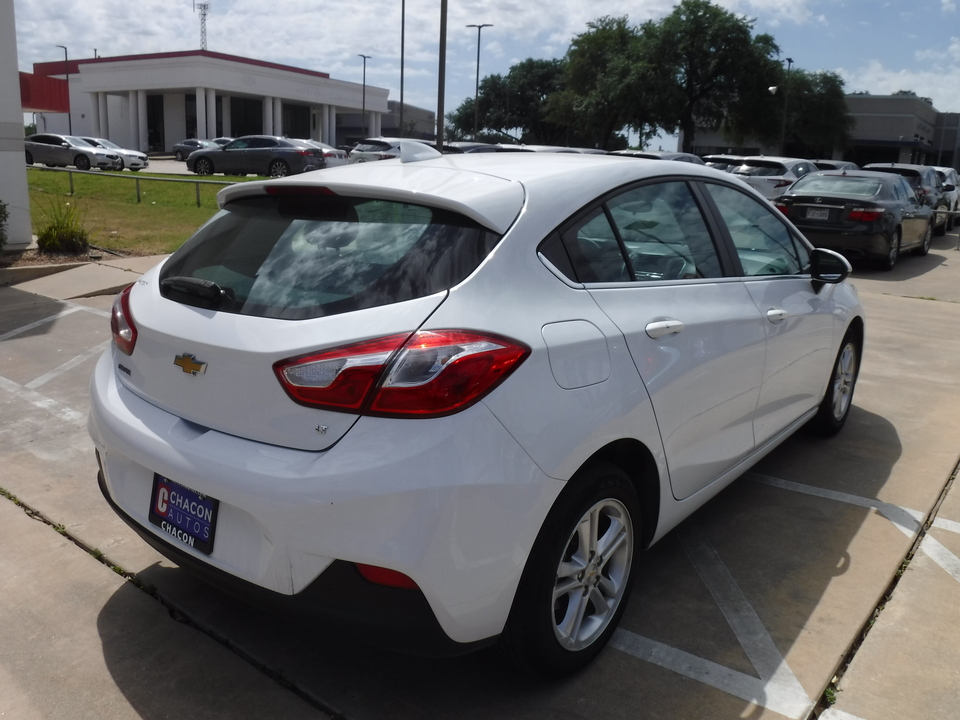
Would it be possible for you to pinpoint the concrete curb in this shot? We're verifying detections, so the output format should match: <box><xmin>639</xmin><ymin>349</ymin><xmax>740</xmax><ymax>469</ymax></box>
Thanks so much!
<box><xmin>0</xmin><ymin>262</ymin><xmax>88</xmax><ymax>287</ymax></box>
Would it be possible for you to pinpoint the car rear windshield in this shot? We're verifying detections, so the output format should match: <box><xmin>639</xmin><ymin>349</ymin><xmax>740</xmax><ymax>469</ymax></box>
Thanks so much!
<box><xmin>158</xmin><ymin>194</ymin><xmax>502</xmax><ymax>320</ymax></box>
<box><xmin>791</xmin><ymin>175</ymin><xmax>884</xmax><ymax>197</ymax></box>
<box><xmin>353</xmin><ymin>141</ymin><xmax>394</xmax><ymax>152</ymax></box>
<box><xmin>734</xmin><ymin>161</ymin><xmax>788</xmax><ymax>176</ymax></box>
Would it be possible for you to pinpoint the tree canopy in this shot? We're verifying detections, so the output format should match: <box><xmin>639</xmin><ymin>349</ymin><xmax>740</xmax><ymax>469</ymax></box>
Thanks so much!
<box><xmin>446</xmin><ymin>0</ymin><xmax>852</xmax><ymax>155</ymax></box>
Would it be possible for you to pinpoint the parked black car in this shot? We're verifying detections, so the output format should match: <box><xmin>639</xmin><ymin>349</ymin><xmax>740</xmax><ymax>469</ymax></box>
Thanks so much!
<box><xmin>774</xmin><ymin>170</ymin><xmax>934</xmax><ymax>271</ymax></box>
<box><xmin>862</xmin><ymin>162</ymin><xmax>951</xmax><ymax>236</ymax></box>
<box><xmin>186</xmin><ymin>136</ymin><xmax>325</xmax><ymax>177</ymax></box>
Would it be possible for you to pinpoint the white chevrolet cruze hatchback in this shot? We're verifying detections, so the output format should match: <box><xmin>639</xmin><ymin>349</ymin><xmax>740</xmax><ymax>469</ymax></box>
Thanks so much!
<box><xmin>89</xmin><ymin>144</ymin><xmax>864</xmax><ymax>676</ymax></box>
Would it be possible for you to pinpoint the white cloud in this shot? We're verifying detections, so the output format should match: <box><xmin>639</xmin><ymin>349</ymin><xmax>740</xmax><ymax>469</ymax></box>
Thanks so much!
<box><xmin>943</xmin><ymin>0</ymin><xmax>956</xmax><ymax>13</ymax></box>
<box><xmin>839</xmin><ymin>59</ymin><xmax>960</xmax><ymax>112</ymax></box>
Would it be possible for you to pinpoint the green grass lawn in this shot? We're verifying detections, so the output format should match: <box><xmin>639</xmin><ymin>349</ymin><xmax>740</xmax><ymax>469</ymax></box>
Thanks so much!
<box><xmin>27</xmin><ymin>168</ymin><xmax>254</xmax><ymax>256</ymax></box>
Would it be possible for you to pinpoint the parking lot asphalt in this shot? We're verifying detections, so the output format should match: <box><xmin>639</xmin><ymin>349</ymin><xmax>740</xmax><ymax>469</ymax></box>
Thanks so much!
<box><xmin>1</xmin><ymin>231</ymin><xmax>959</xmax><ymax>719</ymax></box>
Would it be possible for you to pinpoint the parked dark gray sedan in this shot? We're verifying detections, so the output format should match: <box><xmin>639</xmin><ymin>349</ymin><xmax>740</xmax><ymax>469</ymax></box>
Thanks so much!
<box><xmin>774</xmin><ymin>170</ymin><xmax>934</xmax><ymax>271</ymax></box>
<box><xmin>172</xmin><ymin>138</ymin><xmax>219</xmax><ymax>161</ymax></box>
<box><xmin>187</xmin><ymin>136</ymin><xmax>325</xmax><ymax>177</ymax></box>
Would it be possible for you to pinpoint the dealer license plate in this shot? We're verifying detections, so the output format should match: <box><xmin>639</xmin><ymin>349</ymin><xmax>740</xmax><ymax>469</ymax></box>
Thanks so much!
<box><xmin>148</xmin><ymin>474</ymin><xmax>219</xmax><ymax>555</ymax></box>
<box><xmin>805</xmin><ymin>208</ymin><xmax>830</xmax><ymax>221</ymax></box>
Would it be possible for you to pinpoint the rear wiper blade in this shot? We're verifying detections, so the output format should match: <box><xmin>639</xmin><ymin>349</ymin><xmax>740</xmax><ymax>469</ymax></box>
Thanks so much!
<box><xmin>160</xmin><ymin>276</ymin><xmax>232</xmax><ymax>308</ymax></box>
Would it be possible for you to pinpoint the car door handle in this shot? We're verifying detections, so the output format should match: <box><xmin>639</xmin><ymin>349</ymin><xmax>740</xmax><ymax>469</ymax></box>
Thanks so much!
<box><xmin>645</xmin><ymin>320</ymin><xmax>685</xmax><ymax>338</ymax></box>
<box><xmin>766</xmin><ymin>308</ymin><xmax>789</xmax><ymax>323</ymax></box>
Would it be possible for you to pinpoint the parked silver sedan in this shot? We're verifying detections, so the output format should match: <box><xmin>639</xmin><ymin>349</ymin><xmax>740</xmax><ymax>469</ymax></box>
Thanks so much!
<box><xmin>24</xmin><ymin>133</ymin><xmax>121</xmax><ymax>171</ymax></box>
<box><xmin>81</xmin><ymin>137</ymin><xmax>149</xmax><ymax>172</ymax></box>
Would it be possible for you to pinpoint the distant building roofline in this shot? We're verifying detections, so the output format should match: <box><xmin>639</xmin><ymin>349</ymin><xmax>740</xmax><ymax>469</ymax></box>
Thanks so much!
<box><xmin>33</xmin><ymin>49</ymin><xmax>331</xmax><ymax>81</ymax></box>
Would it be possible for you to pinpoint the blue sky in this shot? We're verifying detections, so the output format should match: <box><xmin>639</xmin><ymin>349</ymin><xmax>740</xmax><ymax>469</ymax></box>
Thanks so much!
<box><xmin>14</xmin><ymin>0</ymin><xmax>960</xmax><ymax>146</ymax></box>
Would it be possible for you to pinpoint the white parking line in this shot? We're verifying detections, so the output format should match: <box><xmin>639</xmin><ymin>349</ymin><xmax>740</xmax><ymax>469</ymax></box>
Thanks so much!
<box><xmin>612</xmin><ymin>473</ymin><xmax>960</xmax><ymax>718</ymax></box>
<box><xmin>613</xmin><ymin>522</ymin><xmax>814</xmax><ymax>719</ymax></box>
<box><xmin>25</xmin><ymin>340</ymin><xmax>110</xmax><ymax>389</ymax></box>
<box><xmin>0</xmin><ymin>307</ymin><xmax>84</xmax><ymax>342</ymax></box>
<box><xmin>819</xmin><ymin>708</ymin><xmax>868</xmax><ymax>720</ymax></box>
<box><xmin>0</xmin><ymin>374</ymin><xmax>85</xmax><ymax>424</ymax></box>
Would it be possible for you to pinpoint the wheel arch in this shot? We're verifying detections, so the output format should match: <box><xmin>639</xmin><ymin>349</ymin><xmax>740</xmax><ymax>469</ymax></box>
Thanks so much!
<box><xmin>572</xmin><ymin>438</ymin><xmax>661</xmax><ymax>549</ymax></box>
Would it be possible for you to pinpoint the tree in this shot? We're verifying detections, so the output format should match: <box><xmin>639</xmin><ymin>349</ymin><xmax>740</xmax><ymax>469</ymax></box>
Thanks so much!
<box><xmin>640</xmin><ymin>0</ymin><xmax>782</xmax><ymax>152</ymax></box>
<box><xmin>546</xmin><ymin>16</ymin><xmax>659</xmax><ymax>149</ymax></box>
<box><xmin>783</xmin><ymin>70</ymin><xmax>854</xmax><ymax>157</ymax></box>
<box><xmin>447</xmin><ymin>59</ymin><xmax>567</xmax><ymax>144</ymax></box>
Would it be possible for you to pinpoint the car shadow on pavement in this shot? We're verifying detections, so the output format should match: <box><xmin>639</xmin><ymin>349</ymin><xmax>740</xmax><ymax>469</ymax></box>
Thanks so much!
<box><xmin>0</xmin><ymin>287</ymin><xmax>71</xmax><ymax>338</ymax></box>
<box><xmin>849</xmin><ymin>235</ymin><xmax>955</xmax><ymax>282</ymax></box>
<box><xmin>96</xmin><ymin>404</ymin><xmax>903</xmax><ymax>720</ymax></box>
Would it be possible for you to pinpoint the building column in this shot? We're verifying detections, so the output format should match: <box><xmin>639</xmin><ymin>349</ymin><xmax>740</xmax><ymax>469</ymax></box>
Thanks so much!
<box><xmin>128</xmin><ymin>90</ymin><xmax>138</xmax><ymax>149</ymax></box>
<box><xmin>326</xmin><ymin>106</ymin><xmax>335</xmax><ymax>145</ymax></box>
<box><xmin>0</xmin><ymin>0</ymin><xmax>32</xmax><ymax>249</ymax></box>
<box><xmin>196</xmin><ymin>87</ymin><xmax>207</xmax><ymax>139</ymax></box>
<box><xmin>91</xmin><ymin>94</ymin><xmax>102</xmax><ymax>138</ymax></box>
<box><xmin>273</xmin><ymin>98</ymin><xmax>283</xmax><ymax>137</ymax></box>
<box><xmin>371</xmin><ymin>112</ymin><xmax>380</xmax><ymax>138</ymax></box>
<box><xmin>263</xmin><ymin>96</ymin><xmax>273</xmax><ymax>135</ymax></box>
<box><xmin>98</xmin><ymin>92</ymin><xmax>109</xmax><ymax>138</ymax></box>
<box><xmin>221</xmin><ymin>95</ymin><xmax>231</xmax><ymax>137</ymax></box>
<box><xmin>206</xmin><ymin>88</ymin><xmax>217</xmax><ymax>139</ymax></box>
<box><xmin>137</xmin><ymin>90</ymin><xmax>148</xmax><ymax>152</ymax></box>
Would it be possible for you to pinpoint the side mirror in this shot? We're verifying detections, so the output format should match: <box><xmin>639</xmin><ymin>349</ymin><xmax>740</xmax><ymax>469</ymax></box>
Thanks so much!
<box><xmin>61</xmin><ymin>142</ymin><xmax>70</xmax><ymax>147</ymax></box>
<box><xmin>944</xmin><ymin>183</ymin><xmax>956</xmax><ymax>192</ymax></box>
<box><xmin>810</xmin><ymin>247</ymin><xmax>851</xmax><ymax>285</ymax></box>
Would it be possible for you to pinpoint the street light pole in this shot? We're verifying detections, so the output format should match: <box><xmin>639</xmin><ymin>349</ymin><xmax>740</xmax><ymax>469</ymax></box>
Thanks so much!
<box><xmin>779</xmin><ymin>57</ymin><xmax>793</xmax><ymax>156</ymax></box>
<box><xmin>437</xmin><ymin>0</ymin><xmax>448</xmax><ymax>152</ymax></box>
<box><xmin>358</xmin><ymin>54</ymin><xmax>371</xmax><ymax>138</ymax></box>
<box><xmin>466</xmin><ymin>23</ymin><xmax>492</xmax><ymax>141</ymax></box>
<box><xmin>399</xmin><ymin>0</ymin><xmax>405</xmax><ymax>138</ymax></box>
<box><xmin>56</xmin><ymin>44</ymin><xmax>71</xmax><ymax>134</ymax></box>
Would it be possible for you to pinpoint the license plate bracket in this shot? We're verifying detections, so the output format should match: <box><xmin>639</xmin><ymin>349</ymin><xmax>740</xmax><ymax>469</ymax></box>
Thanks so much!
<box><xmin>148</xmin><ymin>474</ymin><xmax>219</xmax><ymax>555</ymax></box>
<box><xmin>805</xmin><ymin>208</ymin><xmax>830</xmax><ymax>220</ymax></box>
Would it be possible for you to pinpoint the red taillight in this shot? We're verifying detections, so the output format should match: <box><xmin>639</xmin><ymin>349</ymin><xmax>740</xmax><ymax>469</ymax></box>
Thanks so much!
<box><xmin>355</xmin><ymin>563</ymin><xmax>419</xmax><ymax>590</ymax></box>
<box><xmin>774</xmin><ymin>203</ymin><xmax>789</xmax><ymax>216</ymax></box>
<box><xmin>274</xmin><ymin>334</ymin><xmax>410</xmax><ymax>412</ymax></box>
<box><xmin>274</xmin><ymin>330</ymin><xmax>530</xmax><ymax>418</ymax></box>
<box><xmin>773</xmin><ymin>179</ymin><xmax>793</xmax><ymax>188</ymax></box>
<box><xmin>111</xmin><ymin>284</ymin><xmax>138</xmax><ymax>355</ymax></box>
<box><xmin>848</xmin><ymin>208</ymin><xmax>884</xmax><ymax>222</ymax></box>
<box><xmin>264</xmin><ymin>185</ymin><xmax>336</xmax><ymax>195</ymax></box>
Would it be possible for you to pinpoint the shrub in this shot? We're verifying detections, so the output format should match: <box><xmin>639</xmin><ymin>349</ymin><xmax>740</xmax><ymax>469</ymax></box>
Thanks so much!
<box><xmin>36</xmin><ymin>200</ymin><xmax>89</xmax><ymax>254</ymax></box>
<box><xmin>0</xmin><ymin>199</ymin><xmax>8</xmax><ymax>249</ymax></box>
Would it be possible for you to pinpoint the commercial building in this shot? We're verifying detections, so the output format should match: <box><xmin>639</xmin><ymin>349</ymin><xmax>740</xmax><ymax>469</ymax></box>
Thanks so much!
<box><xmin>687</xmin><ymin>93</ymin><xmax>960</xmax><ymax>170</ymax></box>
<box><xmin>27</xmin><ymin>50</ymin><xmax>394</xmax><ymax>152</ymax></box>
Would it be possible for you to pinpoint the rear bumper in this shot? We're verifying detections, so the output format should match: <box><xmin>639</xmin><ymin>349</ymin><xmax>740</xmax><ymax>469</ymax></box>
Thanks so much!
<box><xmin>799</xmin><ymin>229</ymin><xmax>890</xmax><ymax>260</ymax></box>
<box><xmin>97</xmin><ymin>464</ymin><xmax>491</xmax><ymax>657</ymax></box>
<box><xmin>88</xmin><ymin>349</ymin><xmax>563</xmax><ymax>645</ymax></box>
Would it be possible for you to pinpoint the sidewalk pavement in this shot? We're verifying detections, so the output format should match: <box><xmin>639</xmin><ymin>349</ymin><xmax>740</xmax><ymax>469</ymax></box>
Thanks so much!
<box><xmin>2</xmin><ymin>247</ymin><xmax>960</xmax><ymax>720</ymax></box>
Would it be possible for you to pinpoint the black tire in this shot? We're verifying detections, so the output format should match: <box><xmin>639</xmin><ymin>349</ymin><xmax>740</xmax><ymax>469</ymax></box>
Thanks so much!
<box><xmin>913</xmin><ymin>222</ymin><xmax>933</xmax><ymax>256</ymax></box>
<box><xmin>116</xmin><ymin>158</ymin><xmax>125</xmax><ymax>171</ymax></box>
<box><xmin>935</xmin><ymin>207</ymin><xmax>947</xmax><ymax>236</ymax></box>
<box><xmin>25</xmin><ymin>150</ymin><xmax>33</xmax><ymax>165</ymax></box>
<box><xmin>500</xmin><ymin>462</ymin><xmax>640</xmax><ymax>677</ymax></box>
<box><xmin>877</xmin><ymin>228</ymin><xmax>900</xmax><ymax>271</ymax></box>
<box><xmin>194</xmin><ymin>157</ymin><xmax>214</xmax><ymax>176</ymax></box>
<box><xmin>74</xmin><ymin>154</ymin><xmax>91</xmax><ymax>171</ymax></box>
<box><xmin>268</xmin><ymin>159</ymin><xmax>290</xmax><ymax>177</ymax></box>
<box><xmin>175</xmin><ymin>150</ymin><xmax>185</xmax><ymax>161</ymax></box>
<box><xmin>130</xmin><ymin>168</ymin><xmax>140</xmax><ymax>172</ymax></box>
<box><xmin>807</xmin><ymin>331</ymin><xmax>860</xmax><ymax>436</ymax></box>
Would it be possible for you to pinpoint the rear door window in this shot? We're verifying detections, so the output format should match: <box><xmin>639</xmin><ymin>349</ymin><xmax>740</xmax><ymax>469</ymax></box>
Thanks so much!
<box><xmin>159</xmin><ymin>194</ymin><xmax>501</xmax><ymax>320</ymax></box>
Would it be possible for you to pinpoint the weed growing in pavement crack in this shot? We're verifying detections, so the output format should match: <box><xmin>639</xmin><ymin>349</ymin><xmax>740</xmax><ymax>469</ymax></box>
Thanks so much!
<box><xmin>0</xmin><ymin>485</ymin><xmax>22</xmax><ymax>506</ymax></box>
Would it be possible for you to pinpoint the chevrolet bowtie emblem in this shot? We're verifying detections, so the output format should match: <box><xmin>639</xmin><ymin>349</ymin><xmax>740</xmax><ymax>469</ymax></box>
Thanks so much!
<box><xmin>174</xmin><ymin>353</ymin><xmax>207</xmax><ymax>376</ymax></box>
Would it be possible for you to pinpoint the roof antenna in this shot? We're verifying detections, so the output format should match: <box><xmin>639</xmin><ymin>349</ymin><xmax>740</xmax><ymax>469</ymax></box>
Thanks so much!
<box><xmin>193</xmin><ymin>1</ymin><xmax>210</xmax><ymax>50</ymax></box>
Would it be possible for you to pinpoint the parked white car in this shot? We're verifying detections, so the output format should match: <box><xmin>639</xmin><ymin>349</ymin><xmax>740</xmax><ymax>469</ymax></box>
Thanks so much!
<box><xmin>732</xmin><ymin>156</ymin><xmax>818</xmax><ymax>198</ymax></box>
<box><xmin>82</xmin><ymin>137</ymin><xmax>149</xmax><ymax>172</ymax></box>
<box><xmin>89</xmin><ymin>146</ymin><xmax>864</xmax><ymax>676</ymax></box>
<box><xmin>24</xmin><ymin>133</ymin><xmax>121</xmax><ymax>171</ymax></box>
<box><xmin>300</xmin><ymin>139</ymin><xmax>349</xmax><ymax>167</ymax></box>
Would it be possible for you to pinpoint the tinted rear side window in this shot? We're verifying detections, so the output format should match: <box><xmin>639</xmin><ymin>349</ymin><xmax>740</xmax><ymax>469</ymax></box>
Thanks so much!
<box><xmin>160</xmin><ymin>194</ymin><xmax>501</xmax><ymax>320</ymax></box>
